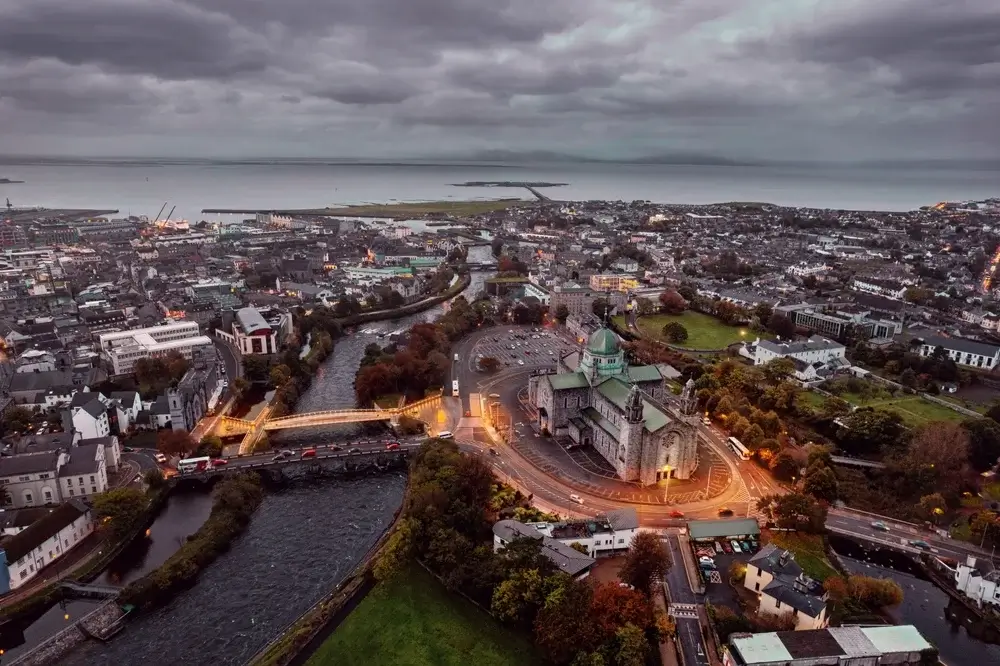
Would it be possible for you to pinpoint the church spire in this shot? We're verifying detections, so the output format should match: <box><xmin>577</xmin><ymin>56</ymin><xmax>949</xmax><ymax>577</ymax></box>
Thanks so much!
<box><xmin>625</xmin><ymin>385</ymin><xmax>643</xmax><ymax>423</ymax></box>
<box><xmin>680</xmin><ymin>378</ymin><xmax>697</xmax><ymax>416</ymax></box>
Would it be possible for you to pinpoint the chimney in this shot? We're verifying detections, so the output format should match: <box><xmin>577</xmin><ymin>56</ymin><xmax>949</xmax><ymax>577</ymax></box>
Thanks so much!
<box><xmin>779</xmin><ymin>550</ymin><xmax>791</xmax><ymax>567</ymax></box>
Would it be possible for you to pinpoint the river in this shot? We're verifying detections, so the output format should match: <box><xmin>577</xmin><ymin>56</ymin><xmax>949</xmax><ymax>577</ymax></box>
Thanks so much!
<box><xmin>0</xmin><ymin>490</ymin><xmax>214</xmax><ymax>661</ymax></box>
<box><xmin>829</xmin><ymin>536</ymin><xmax>1000</xmax><ymax>666</ymax></box>
<box><xmin>44</xmin><ymin>269</ymin><xmax>487</xmax><ymax>664</ymax></box>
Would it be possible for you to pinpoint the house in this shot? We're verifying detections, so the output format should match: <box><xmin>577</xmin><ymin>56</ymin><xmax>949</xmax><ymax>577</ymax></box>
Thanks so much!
<box><xmin>918</xmin><ymin>335</ymin><xmax>1000</xmax><ymax>370</ymax></box>
<box><xmin>954</xmin><ymin>556</ymin><xmax>1000</xmax><ymax>608</ymax></box>
<box><xmin>77</xmin><ymin>436</ymin><xmax>122</xmax><ymax>473</ymax></box>
<box><xmin>744</xmin><ymin>544</ymin><xmax>828</xmax><ymax>630</ymax></box>
<box><xmin>850</xmin><ymin>277</ymin><xmax>908</xmax><ymax>300</ymax></box>
<box><xmin>7</xmin><ymin>370</ymin><xmax>75</xmax><ymax>406</ymax></box>
<box><xmin>70</xmin><ymin>394</ymin><xmax>111</xmax><ymax>440</ymax></box>
<box><xmin>0</xmin><ymin>500</ymin><xmax>95</xmax><ymax>593</ymax></box>
<box><xmin>57</xmin><ymin>443</ymin><xmax>109</xmax><ymax>501</ymax></box>
<box><xmin>0</xmin><ymin>451</ymin><xmax>64</xmax><ymax>508</ymax></box>
<box><xmin>215</xmin><ymin>306</ymin><xmax>292</xmax><ymax>356</ymax></box>
<box><xmin>753</xmin><ymin>336</ymin><xmax>848</xmax><ymax>382</ymax></box>
<box><xmin>529</xmin><ymin>508</ymin><xmax>641</xmax><ymax>557</ymax></box>
<box><xmin>109</xmin><ymin>391</ymin><xmax>142</xmax><ymax>425</ymax></box>
<box><xmin>724</xmin><ymin>625</ymin><xmax>935</xmax><ymax>666</ymax></box>
<box><xmin>492</xmin><ymin>519</ymin><xmax>596</xmax><ymax>579</ymax></box>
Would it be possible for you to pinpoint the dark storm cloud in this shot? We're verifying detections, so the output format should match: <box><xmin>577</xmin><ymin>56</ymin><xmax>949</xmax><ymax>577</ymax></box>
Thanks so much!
<box><xmin>0</xmin><ymin>0</ymin><xmax>270</xmax><ymax>79</ymax></box>
<box><xmin>0</xmin><ymin>0</ymin><xmax>997</xmax><ymax>160</ymax></box>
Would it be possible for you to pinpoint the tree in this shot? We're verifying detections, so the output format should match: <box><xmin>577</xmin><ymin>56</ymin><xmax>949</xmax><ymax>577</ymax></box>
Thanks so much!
<box><xmin>589</xmin><ymin>583</ymin><xmax>655</xmax><ymax>644</ymax></box>
<box><xmin>658</xmin><ymin>290</ymin><xmax>687</xmax><ymax>315</ymax></box>
<box><xmin>143</xmin><ymin>468</ymin><xmax>166</xmax><ymax>490</ymax></box>
<box><xmin>770</xmin><ymin>451</ymin><xmax>801</xmax><ymax>481</ymax></box>
<box><xmin>847</xmin><ymin>575</ymin><xmax>904</xmax><ymax>608</ymax></box>
<box><xmin>492</xmin><ymin>568</ymin><xmax>546</xmax><ymax>625</ymax></box>
<box><xmin>767</xmin><ymin>313</ymin><xmax>796</xmax><ymax>339</ymax></box>
<box><xmin>893</xmin><ymin>422</ymin><xmax>970</xmax><ymax>498</ymax></box>
<box><xmin>757</xmin><ymin>492</ymin><xmax>827</xmax><ymax>532</ymax></box>
<box><xmin>836</xmin><ymin>409</ymin><xmax>906</xmax><ymax>456</ymax></box>
<box><xmin>753</xmin><ymin>302</ymin><xmax>774</xmax><ymax>325</ymax></box>
<box><xmin>918</xmin><ymin>493</ymin><xmax>947</xmax><ymax>522</ymax></box>
<box><xmin>619</xmin><ymin>531</ymin><xmax>671</xmax><ymax>594</ymax></box>
<box><xmin>157</xmin><ymin>429</ymin><xmax>195</xmax><ymax>458</ymax></box>
<box><xmin>231</xmin><ymin>376</ymin><xmax>250</xmax><ymax>399</ymax></box>
<box><xmin>198</xmin><ymin>435</ymin><xmax>223</xmax><ymax>458</ymax></box>
<box><xmin>269</xmin><ymin>363</ymin><xmax>291</xmax><ymax>388</ymax></box>
<box><xmin>554</xmin><ymin>304</ymin><xmax>570</xmax><ymax>323</ymax></box>
<box><xmin>803</xmin><ymin>466</ymin><xmax>839</xmax><ymax>502</ymax></box>
<box><xmin>479</xmin><ymin>356</ymin><xmax>502</xmax><ymax>373</ymax></box>
<box><xmin>592</xmin><ymin>298</ymin><xmax>611</xmax><ymax>319</ymax></box>
<box><xmin>820</xmin><ymin>396</ymin><xmax>851</xmax><ymax>420</ymax></box>
<box><xmin>635</xmin><ymin>297</ymin><xmax>655</xmax><ymax>316</ymax></box>
<box><xmin>1</xmin><ymin>405</ymin><xmax>34</xmax><ymax>434</ymax></box>
<box><xmin>961</xmin><ymin>418</ymin><xmax>1000</xmax><ymax>472</ymax></box>
<box><xmin>762</xmin><ymin>358</ymin><xmax>796</xmax><ymax>384</ymax></box>
<box><xmin>534</xmin><ymin>578</ymin><xmax>599</xmax><ymax>664</ymax></box>
<box><xmin>92</xmin><ymin>487</ymin><xmax>147</xmax><ymax>538</ymax></box>
<box><xmin>612</xmin><ymin>623</ymin><xmax>647</xmax><ymax>666</ymax></box>
<box><xmin>243</xmin><ymin>355</ymin><xmax>270</xmax><ymax>382</ymax></box>
<box><xmin>899</xmin><ymin>367</ymin><xmax>917</xmax><ymax>388</ymax></box>
<box><xmin>569</xmin><ymin>542</ymin><xmax>590</xmax><ymax>555</ymax></box>
<box><xmin>662</xmin><ymin>322</ymin><xmax>689</xmax><ymax>344</ymax></box>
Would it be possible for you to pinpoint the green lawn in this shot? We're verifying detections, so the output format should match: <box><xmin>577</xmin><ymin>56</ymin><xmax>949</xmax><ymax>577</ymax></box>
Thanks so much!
<box><xmin>618</xmin><ymin>312</ymin><xmax>750</xmax><ymax>350</ymax></box>
<box><xmin>307</xmin><ymin>566</ymin><xmax>542</xmax><ymax>666</ymax></box>
<box><xmin>766</xmin><ymin>532</ymin><xmax>838</xmax><ymax>582</ymax></box>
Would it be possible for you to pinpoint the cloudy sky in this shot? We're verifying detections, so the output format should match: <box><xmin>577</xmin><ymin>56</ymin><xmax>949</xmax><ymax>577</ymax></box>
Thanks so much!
<box><xmin>0</xmin><ymin>0</ymin><xmax>996</xmax><ymax>161</ymax></box>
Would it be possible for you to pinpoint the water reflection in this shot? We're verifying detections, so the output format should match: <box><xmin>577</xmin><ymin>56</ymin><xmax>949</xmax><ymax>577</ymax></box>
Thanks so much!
<box><xmin>829</xmin><ymin>536</ymin><xmax>1000</xmax><ymax>665</ymax></box>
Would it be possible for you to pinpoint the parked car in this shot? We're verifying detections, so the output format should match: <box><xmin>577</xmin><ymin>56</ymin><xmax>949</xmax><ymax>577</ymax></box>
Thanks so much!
<box><xmin>721</xmin><ymin>541</ymin><xmax>732</xmax><ymax>554</ymax></box>
<box><xmin>301</xmin><ymin>448</ymin><xmax>317</xmax><ymax>458</ymax></box>
<box><xmin>718</xmin><ymin>507</ymin><xmax>734</xmax><ymax>517</ymax></box>
<box><xmin>731</xmin><ymin>540</ymin><xmax>743</xmax><ymax>553</ymax></box>
<box><xmin>437</xmin><ymin>431</ymin><xmax>454</xmax><ymax>440</ymax></box>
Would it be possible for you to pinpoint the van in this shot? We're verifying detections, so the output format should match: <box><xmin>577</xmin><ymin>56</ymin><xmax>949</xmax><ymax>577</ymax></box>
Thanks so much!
<box><xmin>569</xmin><ymin>494</ymin><xmax>585</xmax><ymax>505</ymax></box>
<box><xmin>437</xmin><ymin>430</ymin><xmax>454</xmax><ymax>440</ymax></box>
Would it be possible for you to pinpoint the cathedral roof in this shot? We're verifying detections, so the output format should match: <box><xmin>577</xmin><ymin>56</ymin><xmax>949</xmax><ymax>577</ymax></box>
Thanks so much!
<box><xmin>586</xmin><ymin>327</ymin><xmax>620</xmax><ymax>356</ymax></box>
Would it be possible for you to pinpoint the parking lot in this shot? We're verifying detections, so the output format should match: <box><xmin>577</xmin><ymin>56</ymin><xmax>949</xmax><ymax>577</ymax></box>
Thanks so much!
<box><xmin>470</xmin><ymin>326</ymin><xmax>577</xmax><ymax>370</ymax></box>
<box><xmin>690</xmin><ymin>536</ymin><xmax>761</xmax><ymax>612</ymax></box>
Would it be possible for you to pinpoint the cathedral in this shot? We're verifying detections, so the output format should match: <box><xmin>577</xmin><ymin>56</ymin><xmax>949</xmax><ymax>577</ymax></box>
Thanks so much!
<box><xmin>527</xmin><ymin>326</ymin><xmax>699</xmax><ymax>486</ymax></box>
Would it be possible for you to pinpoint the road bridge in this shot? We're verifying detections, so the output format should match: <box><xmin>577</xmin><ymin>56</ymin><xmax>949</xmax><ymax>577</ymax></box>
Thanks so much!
<box><xmin>176</xmin><ymin>442</ymin><xmax>419</xmax><ymax>480</ymax></box>
<box><xmin>215</xmin><ymin>392</ymin><xmax>443</xmax><ymax>454</ymax></box>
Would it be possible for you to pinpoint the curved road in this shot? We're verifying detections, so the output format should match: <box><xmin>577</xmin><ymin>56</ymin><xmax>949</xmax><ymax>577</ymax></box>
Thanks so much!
<box><xmin>447</xmin><ymin>325</ymin><xmax>784</xmax><ymax>525</ymax></box>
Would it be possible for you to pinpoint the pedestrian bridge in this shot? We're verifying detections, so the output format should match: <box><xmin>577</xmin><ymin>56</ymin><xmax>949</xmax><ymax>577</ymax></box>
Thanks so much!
<box><xmin>59</xmin><ymin>581</ymin><xmax>123</xmax><ymax>600</ymax></box>
<box><xmin>214</xmin><ymin>391</ymin><xmax>444</xmax><ymax>454</ymax></box>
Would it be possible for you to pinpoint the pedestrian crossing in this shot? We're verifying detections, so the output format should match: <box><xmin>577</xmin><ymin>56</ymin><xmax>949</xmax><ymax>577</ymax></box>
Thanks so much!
<box><xmin>668</xmin><ymin>603</ymin><xmax>699</xmax><ymax>619</ymax></box>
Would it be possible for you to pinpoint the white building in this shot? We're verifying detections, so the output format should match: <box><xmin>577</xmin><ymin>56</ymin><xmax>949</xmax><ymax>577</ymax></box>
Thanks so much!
<box><xmin>98</xmin><ymin>321</ymin><xmax>212</xmax><ymax>375</ymax></box>
<box><xmin>850</xmin><ymin>277</ymin><xmax>908</xmax><ymax>300</ymax></box>
<box><xmin>492</xmin><ymin>520</ymin><xmax>596</xmax><ymax>580</ymax></box>
<box><xmin>919</xmin><ymin>335</ymin><xmax>1000</xmax><ymax>370</ymax></box>
<box><xmin>753</xmin><ymin>336</ymin><xmax>847</xmax><ymax>371</ymax></box>
<box><xmin>744</xmin><ymin>544</ymin><xmax>828</xmax><ymax>630</ymax></box>
<box><xmin>215</xmin><ymin>307</ymin><xmax>291</xmax><ymax>356</ymax></box>
<box><xmin>71</xmin><ymin>395</ymin><xmax>111</xmax><ymax>440</ymax></box>
<box><xmin>0</xmin><ymin>452</ymin><xmax>65</xmax><ymax>508</ymax></box>
<box><xmin>57</xmin><ymin>443</ymin><xmax>108</xmax><ymax>501</ymax></box>
<box><xmin>785</xmin><ymin>262</ymin><xmax>831</xmax><ymax>278</ymax></box>
<box><xmin>0</xmin><ymin>500</ymin><xmax>95</xmax><ymax>593</ymax></box>
<box><xmin>529</xmin><ymin>508</ymin><xmax>641</xmax><ymax>557</ymax></box>
<box><xmin>523</xmin><ymin>282</ymin><xmax>551</xmax><ymax>305</ymax></box>
<box><xmin>954</xmin><ymin>556</ymin><xmax>1000</xmax><ymax>608</ymax></box>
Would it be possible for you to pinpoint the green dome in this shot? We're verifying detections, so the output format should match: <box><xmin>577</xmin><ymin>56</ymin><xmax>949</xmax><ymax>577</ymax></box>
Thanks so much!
<box><xmin>587</xmin><ymin>328</ymin><xmax>620</xmax><ymax>355</ymax></box>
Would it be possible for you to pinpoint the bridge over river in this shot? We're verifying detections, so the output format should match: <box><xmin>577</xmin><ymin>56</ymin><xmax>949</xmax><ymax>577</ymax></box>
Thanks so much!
<box><xmin>215</xmin><ymin>392</ymin><xmax>444</xmax><ymax>454</ymax></box>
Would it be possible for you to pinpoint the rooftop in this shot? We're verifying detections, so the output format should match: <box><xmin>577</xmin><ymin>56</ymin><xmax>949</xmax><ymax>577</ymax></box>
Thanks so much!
<box><xmin>0</xmin><ymin>500</ymin><xmax>90</xmax><ymax>564</ymax></box>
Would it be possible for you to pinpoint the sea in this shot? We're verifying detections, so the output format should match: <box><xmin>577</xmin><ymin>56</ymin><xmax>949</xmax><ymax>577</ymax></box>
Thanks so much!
<box><xmin>1</xmin><ymin>160</ymin><xmax>998</xmax><ymax>221</ymax></box>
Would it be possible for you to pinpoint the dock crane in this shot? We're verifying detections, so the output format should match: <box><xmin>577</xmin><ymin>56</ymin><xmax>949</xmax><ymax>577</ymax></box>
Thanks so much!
<box><xmin>165</xmin><ymin>205</ymin><xmax>176</xmax><ymax>221</ymax></box>
<box><xmin>152</xmin><ymin>202</ymin><xmax>167</xmax><ymax>223</ymax></box>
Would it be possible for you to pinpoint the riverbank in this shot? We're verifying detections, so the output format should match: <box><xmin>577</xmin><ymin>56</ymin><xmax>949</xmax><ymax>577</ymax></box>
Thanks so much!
<box><xmin>0</xmin><ymin>485</ymin><xmax>171</xmax><ymax>624</ymax></box>
<box><xmin>119</xmin><ymin>474</ymin><xmax>263</xmax><ymax>611</ymax></box>
<box><xmin>334</xmin><ymin>270</ymin><xmax>472</xmax><ymax>328</ymax></box>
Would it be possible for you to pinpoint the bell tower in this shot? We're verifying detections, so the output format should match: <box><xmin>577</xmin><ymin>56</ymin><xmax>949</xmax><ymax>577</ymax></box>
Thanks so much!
<box><xmin>621</xmin><ymin>385</ymin><xmax>645</xmax><ymax>480</ymax></box>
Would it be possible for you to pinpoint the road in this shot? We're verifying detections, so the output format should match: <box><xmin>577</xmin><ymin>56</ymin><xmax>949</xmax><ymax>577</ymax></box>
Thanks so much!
<box><xmin>826</xmin><ymin>508</ymin><xmax>997</xmax><ymax>563</ymax></box>
<box><xmin>662</xmin><ymin>534</ymin><xmax>709</xmax><ymax>666</ymax></box>
<box><xmin>182</xmin><ymin>438</ymin><xmax>419</xmax><ymax>476</ymax></box>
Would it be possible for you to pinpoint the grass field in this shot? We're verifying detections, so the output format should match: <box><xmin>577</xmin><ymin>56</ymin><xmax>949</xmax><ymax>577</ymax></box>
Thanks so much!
<box><xmin>298</xmin><ymin>200</ymin><xmax>525</xmax><ymax>219</ymax></box>
<box><xmin>765</xmin><ymin>532</ymin><xmax>839</xmax><ymax>582</ymax></box>
<box><xmin>617</xmin><ymin>312</ymin><xmax>749</xmax><ymax>350</ymax></box>
<box><xmin>827</xmin><ymin>391</ymin><xmax>966</xmax><ymax>427</ymax></box>
<box><xmin>307</xmin><ymin>566</ymin><xmax>543</xmax><ymax>666</ymax></box>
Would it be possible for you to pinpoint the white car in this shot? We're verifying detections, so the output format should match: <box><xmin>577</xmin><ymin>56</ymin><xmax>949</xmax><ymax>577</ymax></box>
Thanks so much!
<box><xmin>154</xmin><ymin>453</ymin><xmax>167</xmax><ymax>464</ymax></box>
<box><xmin>517</xmin><ymin>359</ymin><xmax>525</xmax><ymax>366</ymax></box>
<box><xmin>569</xmin><ymin>494</ymin><xmax>585</xmax><ymax>505</ymax></box>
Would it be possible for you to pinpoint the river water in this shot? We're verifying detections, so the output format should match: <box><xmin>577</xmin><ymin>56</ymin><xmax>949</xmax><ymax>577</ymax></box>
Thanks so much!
<box><xmin>830</xmin><ymin>537</ymin><xmax>1000</xmax><ymax>666</ymax></box>
<box><xmin>43</xmin><ymin>269</ymin><xmax>486</xmax><ymax>665</ymax></box>
<box><xmin>0</xmin><ymin>491</ymin><xmax>214</xmax><ymax>661</ymax></box>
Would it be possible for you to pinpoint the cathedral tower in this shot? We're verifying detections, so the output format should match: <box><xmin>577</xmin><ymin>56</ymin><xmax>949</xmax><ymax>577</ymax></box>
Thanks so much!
<box><xmin>622</xmin><ymin>385</ymin><xmax>645</xmax><ymax>480</ymax></box>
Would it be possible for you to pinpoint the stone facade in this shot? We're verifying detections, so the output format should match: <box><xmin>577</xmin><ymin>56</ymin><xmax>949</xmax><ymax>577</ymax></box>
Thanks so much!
<box><xmin>530</xmin><ymin>326</ymin><xmax>698</xmax><ymax>486</ymax></box>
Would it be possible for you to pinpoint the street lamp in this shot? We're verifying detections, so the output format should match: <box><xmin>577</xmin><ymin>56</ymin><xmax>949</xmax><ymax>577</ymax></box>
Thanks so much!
<box><xmin>662</xmin><ymin>465</ymin><xmax>673</xmax><ymax>503</ymax></box>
